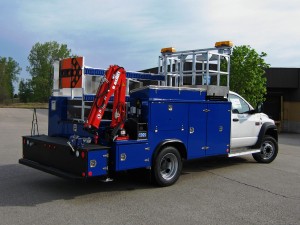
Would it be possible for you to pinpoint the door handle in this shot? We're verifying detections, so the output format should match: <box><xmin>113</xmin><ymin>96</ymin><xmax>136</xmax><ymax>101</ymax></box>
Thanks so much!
<box><xmin>233</xmin><ymin>118</ymin><xmax>239</xmax><ymax>122</ymax></box>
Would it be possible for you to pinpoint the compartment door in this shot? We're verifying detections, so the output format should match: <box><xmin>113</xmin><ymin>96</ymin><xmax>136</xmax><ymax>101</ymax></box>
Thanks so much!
<box><xmin>116</xmin><ymin>142</ymin><xmax>150</xmax><ymax>171</ymax></box>
<box><xmin>187</xmin><ymin>103</ymin><xmax>207</xmax><ymax>159</ymax></box>
<box><xmin>206</xmin><ymin>103</ymin><xmax>231</xmax><ymax>156</ymax></box>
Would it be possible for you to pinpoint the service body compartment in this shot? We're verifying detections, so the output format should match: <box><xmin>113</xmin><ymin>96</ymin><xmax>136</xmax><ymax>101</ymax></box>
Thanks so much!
<box><xmin>20</xmin><ymin>135</ymin><xmax>110</xmax><ymax>179</ymax></box>
<box><xmin>188</xmin><ymin>101</ymin><xmax>231</xmax><ymax>158</ymax></box>
<box><xmin>205</xmin><ymin>102</ymin><xmax>231</xmax><ymax>156</ymax></box>
<box><xmin>87</xmin><ymin>149</ymin><xmax>109</xmax><ymax>177</ymax></box>
<box><xmin>114</xmin><ymin>141</ymin><xmax>150</xmax><ymax>171</ymax></box>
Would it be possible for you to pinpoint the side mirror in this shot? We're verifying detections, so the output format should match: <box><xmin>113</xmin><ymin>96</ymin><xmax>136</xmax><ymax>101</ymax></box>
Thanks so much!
<box><xmin>255</xmin><ymin>103</ymin><xmax>264</xmax><ymax>113</ymax></box>
<box><xmin>232</xmin><ymin>109</ymin><xmax>239</xmax><ymax>114</ymax></box>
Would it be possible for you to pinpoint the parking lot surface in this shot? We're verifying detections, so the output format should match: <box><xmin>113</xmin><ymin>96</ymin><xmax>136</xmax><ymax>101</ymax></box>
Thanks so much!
<box><xmin>0</xmin><ymin>108</ymin><xmax>299</xmax><ymax>225</ymax></box>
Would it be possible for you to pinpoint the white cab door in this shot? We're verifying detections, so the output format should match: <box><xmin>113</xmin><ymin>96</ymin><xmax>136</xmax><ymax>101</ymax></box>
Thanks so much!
<box><xmin>229</xmin><ymin>93</ymin><xmax>262</xmax><ymax>149</ymax></box>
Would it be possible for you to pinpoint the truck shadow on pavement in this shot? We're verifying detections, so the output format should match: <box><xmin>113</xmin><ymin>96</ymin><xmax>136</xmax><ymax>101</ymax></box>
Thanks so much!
<box><xmin>0</xmin><ymin>156</ymin><xmax>253</xmax><ymax>207</ymax></box>
<box><xmin>0</xmin><ymin>164</ymin><xmax>152</xmax><ymax>207</ymax></box>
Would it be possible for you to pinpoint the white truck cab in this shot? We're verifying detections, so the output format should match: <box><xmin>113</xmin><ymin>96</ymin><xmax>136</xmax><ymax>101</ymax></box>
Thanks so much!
<box><xmin>229</xmin><ymin>91</ymin><xmax>278</xmax><ymax>163</ymax></box>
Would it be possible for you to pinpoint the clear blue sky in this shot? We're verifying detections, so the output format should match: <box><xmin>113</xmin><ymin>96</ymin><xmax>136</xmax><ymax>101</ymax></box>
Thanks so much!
<box><xmin>1</xmin><ymin>0</ymin><xmax>300</xmax><ymax>90</ymax></box>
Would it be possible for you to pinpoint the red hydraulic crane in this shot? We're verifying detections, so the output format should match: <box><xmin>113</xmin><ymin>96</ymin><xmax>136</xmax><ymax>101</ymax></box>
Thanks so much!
<box><xmin>84</xmin><ymin>65</ymin><xmax>127</xmax><ymax>141</ymax></box>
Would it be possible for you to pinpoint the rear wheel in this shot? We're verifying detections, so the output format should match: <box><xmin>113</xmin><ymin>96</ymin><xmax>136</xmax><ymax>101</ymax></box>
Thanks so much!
<box><xmin>152</xmin><ymin>146</ymin><xmax>182</xmax><ymax>187</ymax></box>
<box><xmin>252</xmin><ymin>135</ymin><xmax>278</xmax><ymax>163</ymax></box>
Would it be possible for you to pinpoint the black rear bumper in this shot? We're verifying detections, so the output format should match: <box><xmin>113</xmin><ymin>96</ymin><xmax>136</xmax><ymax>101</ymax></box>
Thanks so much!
<box><xmin>20</xmin><ymin>135</ymin><xmax>110</xmax><ymax>179</ymax></box>
<box><xmin>19</xmin><ymin>158</ymin><xmax>84</xmax><ymax>180</ymax></box>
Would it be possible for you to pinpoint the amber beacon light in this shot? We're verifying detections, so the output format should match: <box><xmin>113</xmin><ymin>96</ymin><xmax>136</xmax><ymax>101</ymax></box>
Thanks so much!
<box><xmin>215</xmin><ymin>41</ymin><xmax>233</xmax><ymax>48</ymax></box>
<box><xmin>161</xmin><ymin>47</ymin><xmax>176</xmax><ymax>53</ymax></box>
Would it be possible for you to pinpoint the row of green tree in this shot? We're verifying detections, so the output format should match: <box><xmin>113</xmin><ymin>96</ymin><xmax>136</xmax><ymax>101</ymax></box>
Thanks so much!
<box><xmin>0</xmin><ymin>41</ymin><xmax>269</xmax><ymax>106</ymax></box>
<box><xmin>0</xmin><ymin>57</ymin><xmax>21</xmax><ymax>103</ymax></box>
<box><xmin>19</xmin><ymin>41</ymin><xmax>72</xmax><ymax>103</ymax></box>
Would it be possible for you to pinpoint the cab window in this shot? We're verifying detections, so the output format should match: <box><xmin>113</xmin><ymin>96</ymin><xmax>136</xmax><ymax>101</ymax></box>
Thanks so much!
<box><xmin>229</xmin><ymin>94</ymin><xmax>250</xmax><ymax>114</ymax></box>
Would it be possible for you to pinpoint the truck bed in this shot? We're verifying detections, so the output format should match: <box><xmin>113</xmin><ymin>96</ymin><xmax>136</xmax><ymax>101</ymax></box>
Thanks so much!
<box><xmin>20</xmin><ymin>135</ymin><xmax>110</xmax><ymax>179</ymax></box>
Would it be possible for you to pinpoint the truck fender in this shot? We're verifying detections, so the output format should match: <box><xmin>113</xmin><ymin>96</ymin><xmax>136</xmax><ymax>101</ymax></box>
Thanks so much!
<box><xmin>253</xmin><ymin>122</ymin><xmax>278</xmax><ymax>148</ymax></box>
<box><xmin>152</xmin><ymin>139</ymin><xmax>187</xmax><ymax>164</ymax></box>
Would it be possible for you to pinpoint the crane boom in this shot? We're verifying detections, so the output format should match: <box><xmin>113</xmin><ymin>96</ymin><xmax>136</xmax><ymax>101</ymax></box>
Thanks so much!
<box><xmin>84</xmin><ymin>65</ymin><xmax>127</xmax><ymax>134</ymax></box>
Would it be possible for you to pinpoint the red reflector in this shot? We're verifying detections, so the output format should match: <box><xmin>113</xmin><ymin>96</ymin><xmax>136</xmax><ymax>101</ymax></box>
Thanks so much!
<box><xmin>81</xmin><ymin>151</ymin><xmax>85</xmax><ymax>159</ymax></box>
<box><xmin>23</xmin><ymin>139</ymin><xmax>26</xmax><ymax>144</ymax></box>
<box><xmin>116</xmin><ymin>136</ymin><xmax>129</xmax><ymax>141</ymax></box>
<box><xmin>88</xmin><ymin>171</ymin><xmax>92</xmax><ymax>177</ymax></box>
<box><xmin>226</xmin><ymin>149</ymin><xmax>229</xmax><ymax>153</ymax></box>
<box><xmin>82</xmin><ymin>172</ymin><xmax>86</xmax><ymax>177</ymax></box>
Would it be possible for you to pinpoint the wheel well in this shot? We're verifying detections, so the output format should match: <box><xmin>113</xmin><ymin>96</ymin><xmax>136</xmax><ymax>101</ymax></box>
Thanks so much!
<box><xmin>153</xmin><ymin>140</ymin><xmax>187</xmax><ymax>163</ymax></box>
<box><xmin>265</xmin><ymin>128</ymin><xmax>278</xmax><ymax>141</ymax></box>
<box><xmin>253</xmin><ymin>122</ymin><xmax>278</xmax><ymax>148</ymax></box>
<box><xmin>170</xmin><ymin>142</ymin><xmax>187</xmax><ymax>160</ymax></box>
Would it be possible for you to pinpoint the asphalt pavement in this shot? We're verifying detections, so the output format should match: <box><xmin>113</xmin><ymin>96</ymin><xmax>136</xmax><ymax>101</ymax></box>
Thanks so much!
<box><xmin>0</xmin><ymin>108</ymin><xmax>299</xmax><ymax>225</ymax></box>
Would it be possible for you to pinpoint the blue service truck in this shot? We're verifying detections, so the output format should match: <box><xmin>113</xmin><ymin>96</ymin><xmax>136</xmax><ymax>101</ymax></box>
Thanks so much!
<box><xmin>19</xmin><ymin>42</ymin><xmax>278</xmax><ymax>186</ymax></box>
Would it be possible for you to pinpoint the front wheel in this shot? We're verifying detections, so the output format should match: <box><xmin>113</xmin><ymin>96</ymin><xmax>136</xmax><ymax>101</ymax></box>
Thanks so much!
<box><xmin>252</xmin><ymin>135</ymin><xmax>278</xmax><ymax>163</ymax></box>
<box><xmin>152</xmin><ymin>146</ymin><xmax>182</xmax><ymax>187</ymax></box>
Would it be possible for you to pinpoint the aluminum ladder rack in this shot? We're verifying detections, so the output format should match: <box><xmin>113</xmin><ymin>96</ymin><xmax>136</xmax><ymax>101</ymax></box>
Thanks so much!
<box><xmin>158</xmin><ymin>42</ymin><xmax>232</xmax><ymax>98</ymax></box>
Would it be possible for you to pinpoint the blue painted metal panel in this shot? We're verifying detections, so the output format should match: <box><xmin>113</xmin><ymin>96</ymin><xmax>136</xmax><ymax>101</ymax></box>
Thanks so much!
<box><xmin>84</xmin><ymin>68</ymin><xmax>106</xmax><ymax>76</ymax></box>
<box><xmin>84</xmin><ymin>67</ymin><xmax>164</xmax><ymax>81</ymax></box>
<box><xmin>115</xmin><ymin>141</ymin><xmax>150</xmax><ymax>171</ymax></box>
<box><xmin>206</xmin><ymin>102</ymin><xmax>231</xmax><ymax>156</ymax></box>
<box><xmin>48</xmin><ymin>96</ymin><xmax>67</xmax><ymax>136</ymax></box>
<box><xmin>147</xmin><ymin>129</ymin><xmax>188</xmax><ymax>158</ymax></box>
<box><xmin>48</xmin><ymin>96</ymin><xmax>99</xmax><ymax>139</ymax></box>
<box><xmin>87</xmin><ymin>149</ymin><xmax>108</xmax><ymax>176</ymax></box>
<box><xmin>145</xmin><ymin>100</ymin><xmax>231</xmax><ymax>161</ymax></box>
<box><xmin>149</xmin><ymin>102</ymin><xmax>189</xmax><ymax>132</ymax></box>
<box><xmin>187</xmin><ymin>103</ymin><xmax>207</xmax><ymax>159</ymax></box>
<box><xmin>186</xmin><ymin>102</ymin><xmax>231</xmax><ymax>158</ymax></box>
<box><xmin>130</xmin><ymin>86</ymin><xmax>206</xmax><ymax>102</ymax></box>
<box><xmin>145</xmin><ymin>101</ymin><xmax>189</xmax><ymax>164</ymax></box>
<box><xmin>83</xmin><ymin>95</ymin><xmax>96</xmax><ymax>102</ymax></box>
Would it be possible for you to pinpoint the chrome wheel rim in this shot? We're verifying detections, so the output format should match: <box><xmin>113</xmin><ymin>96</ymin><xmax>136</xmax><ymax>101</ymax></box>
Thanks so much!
<box><xmin>160</xmin><ymin>153</ymin><xmax>178</xmax><ymax>181</ymax></box>
<box><xmin>260</xmin><ymin>141</ymin><xmax>275</xmax><ymax>160</ymax></box>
